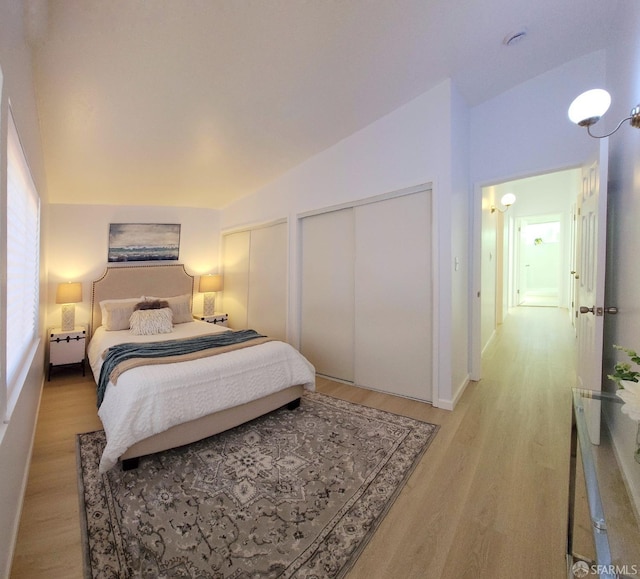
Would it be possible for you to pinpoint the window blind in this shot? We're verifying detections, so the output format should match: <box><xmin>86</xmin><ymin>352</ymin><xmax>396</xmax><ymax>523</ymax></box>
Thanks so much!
<box><xmin>5</xmin><ymin>108</ymin><xmax>40</xmax><ymax>418</ymax></box>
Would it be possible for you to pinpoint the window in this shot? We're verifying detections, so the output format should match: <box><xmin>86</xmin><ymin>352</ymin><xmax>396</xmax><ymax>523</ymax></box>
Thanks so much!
<box><xmin>3</xmin><ymin>106</ymin><xmax>40</xmax><ymax>420</ymax></box>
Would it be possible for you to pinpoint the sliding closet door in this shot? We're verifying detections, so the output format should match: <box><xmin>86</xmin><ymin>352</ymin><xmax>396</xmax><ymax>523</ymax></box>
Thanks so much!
<box><xmin>300</xmin><ymin>209</ymin><xmax>355</xmax><ymax>382</ymax></box>
<box><xmin>247</xmin><ymin>222</ymin><xmax>287</xmax><ymax>341</ymax></box>
<box><xmin>354</xmin><ymin>192</ymin><xmax>431</xmax><ymax>401</ymax></box>
<box><xmin>221</xmin><ymin>230</ymin><xmax>250</xmax><ymax>329</ymax></box>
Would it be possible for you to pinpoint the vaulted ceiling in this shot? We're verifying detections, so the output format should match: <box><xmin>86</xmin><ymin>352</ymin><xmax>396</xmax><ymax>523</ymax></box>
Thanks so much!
<box><xmin>29</xmin><ymin>0</ymin><xmax>616</xmax><ymax>209</ymax></box>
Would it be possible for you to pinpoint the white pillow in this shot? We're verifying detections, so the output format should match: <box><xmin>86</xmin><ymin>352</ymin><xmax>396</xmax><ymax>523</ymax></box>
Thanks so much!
<box><xmin>143</xmin><ymin>294</ymin><xmax>192</xmax><ymax>324</ymax></box>
<box><xmin>129</xmin><ymin>308</ymin><xmax>173</xmax><ymax>336</ymax></box>
<box><xmin>100</xmin><ymin>298</ymin><xmax>141</xmax><ymax>331</ymax></box>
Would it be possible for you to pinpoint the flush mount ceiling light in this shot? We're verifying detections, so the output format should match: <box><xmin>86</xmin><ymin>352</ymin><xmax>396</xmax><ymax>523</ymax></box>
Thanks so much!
<box><xmin>491</xmin><ymin>193</ymin><xmax>516</xmax><ymax>214</ymax></box>
<box><xmin>568</xmin><ymin>89</ymin><xmax>640</xmax><ymax>138</ymax></box>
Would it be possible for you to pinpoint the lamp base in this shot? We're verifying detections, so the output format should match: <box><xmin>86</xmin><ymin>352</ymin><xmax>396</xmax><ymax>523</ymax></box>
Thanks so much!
<box><xmin>203</xmin><ymin>293</ymin><xmax>215</xmax><ymax>317</ymax></box>
<box><xmin>61</xmin><ymin>304</ymin><xmax>76</xmax><ymax>332</ymax></box>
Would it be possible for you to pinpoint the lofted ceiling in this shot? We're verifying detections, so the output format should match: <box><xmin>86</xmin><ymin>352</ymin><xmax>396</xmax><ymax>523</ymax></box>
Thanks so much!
<box><xmin>29</xmin><ymin>0</ymin><xmax>616</xmax><ymax>209</ymax></box>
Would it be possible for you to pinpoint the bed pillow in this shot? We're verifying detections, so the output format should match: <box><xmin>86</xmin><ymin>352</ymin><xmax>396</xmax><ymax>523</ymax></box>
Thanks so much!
<box><xmin>143</xmin><ymin>294</ymin><xmax>192</xmax><ymax>324</ymax></box>
<box><xmin>129</xmin><ymin>307</ymin><xmax>174</xmax><ymax>336</ymax></box>
<box><xmin>134</xmin><ymin>299</ymin><xmax>170</xmax><ymax>311</ymax></box>
<box><xmin>100</xmin><ymin>298</ymin><xmax>141</xmax><ymax>331</ymax></box>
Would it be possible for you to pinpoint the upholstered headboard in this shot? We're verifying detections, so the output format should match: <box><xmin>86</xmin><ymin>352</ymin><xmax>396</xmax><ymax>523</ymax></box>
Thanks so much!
<box><xmin>90</xmin><ymin>264</ymin><xmax>194</xmax><ymax>336</ymax></box>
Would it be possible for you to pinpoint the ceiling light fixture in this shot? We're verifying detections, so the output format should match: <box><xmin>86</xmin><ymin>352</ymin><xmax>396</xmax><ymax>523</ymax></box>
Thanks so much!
<box><xmin>568</xmin><ymin>89</ymin><xmax>640</xmax><ymax>138</ymax></box>
<box><xmin>491</xmin><ymin>193</ymin><xmax>516</xmax><ymax>214</ymax></box>
<box><xmin>503</xmin><ymin>29</ymin><xmax>527</xmax><ymax>46</ymax></box>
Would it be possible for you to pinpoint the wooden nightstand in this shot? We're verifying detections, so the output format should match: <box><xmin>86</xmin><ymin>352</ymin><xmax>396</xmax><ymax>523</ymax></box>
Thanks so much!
<box><xmin>48</xmin><ymin>326</ymin><xmax>86</xmax><ymax>381</ymax></box>
<box><xmin>195</xmin><ymin>313</ymin><xmax>228</xmax><ymax>327</ymax></box>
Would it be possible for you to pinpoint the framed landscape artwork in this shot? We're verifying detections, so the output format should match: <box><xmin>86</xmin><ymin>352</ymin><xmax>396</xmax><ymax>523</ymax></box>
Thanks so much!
<box><xmin>108</xmin><ymin>223</ymin><xmax>181</xmax><ymax>262</ymax></box>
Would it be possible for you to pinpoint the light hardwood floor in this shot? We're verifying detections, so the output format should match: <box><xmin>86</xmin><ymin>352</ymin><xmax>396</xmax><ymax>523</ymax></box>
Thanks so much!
<box><xmin>11</xmin><ymin>306</ymin><xmax>579</xmax><ymax>578</ymax></box>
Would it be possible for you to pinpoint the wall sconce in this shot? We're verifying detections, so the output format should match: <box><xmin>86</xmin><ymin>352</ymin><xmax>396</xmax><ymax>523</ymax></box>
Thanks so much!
<box><xmin>491</xmin><ymin>193</ymin><xmax>516</xmax><ymax>214</ymax></box>
<box><xmin>568</xmin><ymin>88</ymin><xmax>640</xmax><ymax>138</ymax></box>
<box><xmin>199</xmin><ymin>274</ymin><xmax>223</xmax><ymax>316</ymax></box>
<box><xmin>56</xmin><ymin>282</ymin><xmax>82</xmax><ymax>331</ymax></box>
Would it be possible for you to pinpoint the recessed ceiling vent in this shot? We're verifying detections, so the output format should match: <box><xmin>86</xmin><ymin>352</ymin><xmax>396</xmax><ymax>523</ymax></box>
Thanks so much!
<box><xmin>503</xmin><ymin>29</ymin><xmax>527</xmax><ymax>46</ymax></box>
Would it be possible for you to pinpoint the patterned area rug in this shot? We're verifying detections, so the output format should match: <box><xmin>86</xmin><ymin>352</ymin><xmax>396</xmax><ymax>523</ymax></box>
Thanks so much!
<box><xmin>76</xmin><ymin>391</ymin><xmax>438</xmax><ymax>578</ymax></box>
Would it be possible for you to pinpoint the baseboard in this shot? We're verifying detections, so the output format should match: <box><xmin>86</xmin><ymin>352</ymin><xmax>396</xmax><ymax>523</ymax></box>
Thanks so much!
<box><xmin>481</xmin><ymin>329</ymin><xmax>497</xmax><ymax>357</ymax></box>
<box><xmin>437</xmin><ymin>374</ymin><xmax>470</xmax><ymax>411</ymax></box>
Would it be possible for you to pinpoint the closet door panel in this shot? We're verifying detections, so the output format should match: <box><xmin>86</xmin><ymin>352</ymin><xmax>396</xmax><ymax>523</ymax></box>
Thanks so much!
<box><xmin>247</xmin><ymin>222</ymin><xmax>287</xmax><ymax>341</ymax></box>
<box><xmin>354</xmin><ymin>192</ymin><xmax>432</xmax><ymax>401</ymax></box>
<box><xmin>221</xmin><ymin>230</ymin><xmax>250</xmax><ymax>329</ymax></box>
<box><xmin>301</xmin><ymin>209</ymin><xmax>355</xmax><ymax>382</ymax></box>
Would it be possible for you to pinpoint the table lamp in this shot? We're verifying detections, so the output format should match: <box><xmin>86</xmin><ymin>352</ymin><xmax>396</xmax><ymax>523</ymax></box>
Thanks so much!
<box><xmin>199</xmin><ymin>274</ymin><xmax>223</xmax><ymax>317</ymax></box>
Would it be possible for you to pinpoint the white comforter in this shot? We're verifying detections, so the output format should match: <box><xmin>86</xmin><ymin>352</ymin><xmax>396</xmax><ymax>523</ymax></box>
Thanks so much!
<box><xmin>88</xmin><ymin>321</ymin><xmax>316</xmax><ymax>472</ymax></box>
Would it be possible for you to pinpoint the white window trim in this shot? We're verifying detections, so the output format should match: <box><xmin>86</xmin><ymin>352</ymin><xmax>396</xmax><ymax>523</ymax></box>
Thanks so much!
<box><xmin>2</xmin><ymin>104</ymin><xmax>41</xmax><ymax>423</ymax></box>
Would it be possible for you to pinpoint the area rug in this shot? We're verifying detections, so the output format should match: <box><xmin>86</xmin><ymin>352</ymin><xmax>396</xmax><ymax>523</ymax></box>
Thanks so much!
<box><xmin>76</xmin><ymin>391</ymin><xmax>439</xmax><ymax>578</ymax></box>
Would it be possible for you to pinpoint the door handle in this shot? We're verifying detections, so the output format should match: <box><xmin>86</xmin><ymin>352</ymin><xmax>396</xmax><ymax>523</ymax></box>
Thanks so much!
<box><xmin>579</xmin><ymin>306</ymin><xmax>618</xmax><ymax>316</ymax></box>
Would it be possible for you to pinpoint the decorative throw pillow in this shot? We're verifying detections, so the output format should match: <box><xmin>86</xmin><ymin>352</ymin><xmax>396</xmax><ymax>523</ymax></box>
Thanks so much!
<box><xmin>134</xmin><ymin>299</ymin><xmax>170</xmax><ymax>311</ymax></box>
<box><xmin>129</xmin><ymin>307</ymin><xmax>173</xmax><ymax>336</ymax></box>
<box><xmin>143</xmin><ymin>294</ymin><xmax>192</xmax><ymax>324</ymax></box>
<box><xmin>100</xmin><ymin>298</ymin><xmax>141</xmax><ymax>331</ymax></box>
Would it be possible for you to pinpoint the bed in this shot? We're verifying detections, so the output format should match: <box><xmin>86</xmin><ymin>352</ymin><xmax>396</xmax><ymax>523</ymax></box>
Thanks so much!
<box><xmin>87</xmin><ymin>264</ymin><xmax>316</xmax><ymax>473</ymax></box>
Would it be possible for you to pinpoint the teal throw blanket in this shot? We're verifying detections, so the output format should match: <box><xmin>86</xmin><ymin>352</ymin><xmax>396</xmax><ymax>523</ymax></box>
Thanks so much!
<box><xmin>97</xmin><ymin>329</ymin><xmax>265</xmax><ymax>408</ymax></box>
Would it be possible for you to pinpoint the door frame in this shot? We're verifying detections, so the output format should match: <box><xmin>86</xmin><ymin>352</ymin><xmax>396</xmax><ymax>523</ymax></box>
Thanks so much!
<box><xmin>470</xmin><ymin>166</ymin><xmax>583</xmax><ymax>381</ymax></box>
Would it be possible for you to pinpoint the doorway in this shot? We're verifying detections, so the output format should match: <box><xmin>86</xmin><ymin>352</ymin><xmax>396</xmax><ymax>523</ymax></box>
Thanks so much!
<box><xmin>472</xmin><ymin>167</ymin><xmax>582</xmax><ymax>380</ymax></box>
<box><xmin>516</xmin><ymin>215</ymin><xmax>562</xmax><ymax>307</ymax></box>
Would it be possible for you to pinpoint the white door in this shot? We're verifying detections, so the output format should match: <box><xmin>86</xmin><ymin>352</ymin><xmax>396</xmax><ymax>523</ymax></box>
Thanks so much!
<box><xmin>246</xmin><ymin>222</ymin><xmax>288</xmax><ymax>341</ymax></box>
<box><xmin>354</xmin><ymin>192</ymin><xmax>432</xmax><ymax>401</ymax></box>
<box><xmin>569</xmin><ymin>202</ymin><xmax>578</xmax><ymax>332</ymax></box>
<box><xmin>300</xmin><ymin>208</ymin><xmax>355</xmax><ymax>382</ymax></box>
<box><xmin>575</xmin><ymin>139</ymin><xmax>609</xmax><ymax>442</ymax></box>
<box><xmin>299</xmin><ymin>187</ymin><xmax>432</xmax><ymax>399</ymax></box>
<box><xmin>221</xmin><ymin>230</ymin><xmax>250</xmax><ymax>329</ymax></box>
<box><xmin>222</xmin><ymin>222</ymin><xmax>288</xmax><ymax>337</ymax></box>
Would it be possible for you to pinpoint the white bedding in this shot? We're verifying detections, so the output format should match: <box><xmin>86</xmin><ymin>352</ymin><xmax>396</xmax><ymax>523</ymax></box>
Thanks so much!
<box><xmin>88</xmin><ymin>321</ymin><xmax>315</xmax><ymax>472</ymax></box>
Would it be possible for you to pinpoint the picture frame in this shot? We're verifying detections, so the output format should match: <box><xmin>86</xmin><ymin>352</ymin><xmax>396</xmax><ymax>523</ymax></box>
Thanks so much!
<box><xmin>108</xmin><ymin>223</ymin><xmax>181</xmax><ymax>262</ymax></box>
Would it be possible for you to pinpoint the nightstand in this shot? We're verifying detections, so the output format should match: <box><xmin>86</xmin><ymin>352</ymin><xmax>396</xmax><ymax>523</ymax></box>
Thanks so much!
<box><xmin>48</xmin><ymin>326</ymin><xmax>86</xmax><ymax>381</ymax></box>
<box><xmin>195</xmin><ymin>313</ymin><xmax>228</xmax><ymax>326</ymax></box>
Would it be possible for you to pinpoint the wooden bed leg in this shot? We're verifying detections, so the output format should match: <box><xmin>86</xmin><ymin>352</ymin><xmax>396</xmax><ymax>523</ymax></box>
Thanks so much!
<box><xmin>122</xmin><ymin>457</ymin><xmax>140</xmax><ymax>471</ymax></box>
<box><xmin>286</xmin><ymin>398</ymin><xmax>301</xmax><ymax>410</ymax></box>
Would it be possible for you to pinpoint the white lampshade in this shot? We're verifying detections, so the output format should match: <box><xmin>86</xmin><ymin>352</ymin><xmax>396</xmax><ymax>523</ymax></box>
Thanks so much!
<box><xmin>199</xmin><ymin>274</ymin><xmax>223</xmax><ymax>293</ymax></box>
<box><xmin>56</xmin><ymin>281</ymin><xmax>82</xmax><ymax>304</ymax></box>
<box><xmin>500</xmin><ymin>193</ymin><xmax>516</xmax><ymax>207</ymax></box>
<box><xmin>568</xmin><ymin>89</ymin><xmax>611</xmax><ymax>127</ymax></box>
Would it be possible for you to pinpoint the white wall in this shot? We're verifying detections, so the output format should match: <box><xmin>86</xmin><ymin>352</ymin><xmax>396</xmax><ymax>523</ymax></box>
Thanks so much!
<box><xmin>221</xmin><ymin>80</ymin><xmax>453</xmax><ymax>226</ymax></box>
<box><xmin>0</xmin><ymin>1</ymin><xmax>49</xmax><ymax>577</ymax></box>
<box><xmin>602</xmin><ymin>0</ymin><xmax>640</xmax><ymax>511</ymax></box>
<box><xmin>470</xmin><ymin>51</ymin><xmax>605</xmax><ymax>186</ymax></box>
<box><xmin>222</xmin><ymin>80</ymin><xmax>466</xmax><ymax>408</ymax></box>
<box><xmin>46</xmin><ymin>204</ymin><xmax>221</xmax><ymax>330</ymax></box>
<box><xmin>449</xmin><ymin>84</ymin><xmax>471</xmax><ymax>402</ymax></box>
